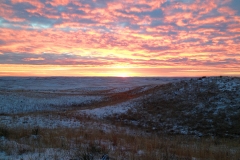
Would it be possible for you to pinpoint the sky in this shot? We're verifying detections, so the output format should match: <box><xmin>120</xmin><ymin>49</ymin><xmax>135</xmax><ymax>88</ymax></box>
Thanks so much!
<box><xmin>0</xmin><ymin>0</ymin><xmax>239</xmax><ymax>77</ymax></box>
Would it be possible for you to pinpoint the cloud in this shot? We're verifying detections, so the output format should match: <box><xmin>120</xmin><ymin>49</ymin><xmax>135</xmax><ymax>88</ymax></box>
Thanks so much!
<box><xmin>203</xmin><ymin>58</ymin><xmax>239</xmax><ymax>66</ymax></box>
<box><xmin>141</xmin><ymin>45</ymin><xmax>171</xmax><ymax>51</ymax></box>
<box><xmin>0</xmin><ymin>0</ymin><xmax>239</xmax><ymax>76</ymax></box>
<box><xmin>23</xmin><ymin>57</ymin><xmax>45</xmax><ymax>61</ymax></box>
<box><xmin>48</xmin><ymin>0</ymin><xmax>70</xmax><ymax>6</ymax></box>
<box><xmin>218</xmin><ymin>7</ymin><xmax>237</xmax><ymax>15</ymax></box>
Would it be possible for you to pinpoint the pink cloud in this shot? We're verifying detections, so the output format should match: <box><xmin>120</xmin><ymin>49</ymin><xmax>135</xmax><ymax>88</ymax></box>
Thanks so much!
<box><xmin>47</xmin><ymin>0</ymin><xmax>70</xmax><ymax>6</ymax></box>
<box><xmin>218</xmin><ymin>6</ymin><xmax>237</xmax><ymax>15</ymax></box>
<box><xmin>23</xmin><ymin>57</ymin><xmax>45</xmax><ymax>61</ymax></box>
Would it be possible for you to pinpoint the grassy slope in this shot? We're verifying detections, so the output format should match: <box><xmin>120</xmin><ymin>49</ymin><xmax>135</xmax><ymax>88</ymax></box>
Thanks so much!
<box><xmin>109</xmin><ymin>77</ymin><xmax>240</xmax><ymax>137</ymax></box>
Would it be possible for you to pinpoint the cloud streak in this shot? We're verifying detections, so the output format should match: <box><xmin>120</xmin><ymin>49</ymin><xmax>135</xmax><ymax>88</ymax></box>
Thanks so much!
<box><xmin>0</xmin><ymin>0</ymin><xmax>239</xmax><ymax>76</ymax></box>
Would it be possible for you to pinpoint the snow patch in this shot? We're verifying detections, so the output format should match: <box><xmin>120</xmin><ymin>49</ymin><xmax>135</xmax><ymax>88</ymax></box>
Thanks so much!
<box><xmin>79</xmin><ymin>99</ymin><xmax>138</xmax><ymax>118</ymax></box>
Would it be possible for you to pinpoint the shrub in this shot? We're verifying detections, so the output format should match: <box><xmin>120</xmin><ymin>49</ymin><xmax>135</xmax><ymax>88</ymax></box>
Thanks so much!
<box><xmin>31</xmin><ymin>127</ymin><xmax>39</xmax><ymax>135</ymax></box>
<box><xmin>0</xmin><ymin>125</ymin><xmax>9</xmax><ymax>138</ymax></box>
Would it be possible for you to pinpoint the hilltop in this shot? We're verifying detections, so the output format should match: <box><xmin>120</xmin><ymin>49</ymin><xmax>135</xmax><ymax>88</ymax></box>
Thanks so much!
<box><xmin>106</xmin><ymin>76</ymin><xmax>240</xmax><ymax>137</ymax></box>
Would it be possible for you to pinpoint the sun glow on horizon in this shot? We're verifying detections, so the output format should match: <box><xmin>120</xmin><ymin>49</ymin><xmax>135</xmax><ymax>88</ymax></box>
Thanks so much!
<box><xmin>1</xmin><ymin>64</ymin><xmax>240</xmax><ymax>77</ymax></box>
<box><xmin>116</xmin><ymin>72</ymin><xmax>130</xmax><ymax>77</ymax></box>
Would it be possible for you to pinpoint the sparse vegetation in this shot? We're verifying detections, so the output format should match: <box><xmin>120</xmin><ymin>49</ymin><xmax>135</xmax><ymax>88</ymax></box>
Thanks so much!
<box><xmin>0</xmin><ymin>76</ymin><xmax>240</xmax><ymax>159</ymax></box>
<box><xmin>1</xmin><ymin>122</ymin><xmax>240</xmax><ymax>159</ymax></box>
<box><xmin>108</xmin><ymin>77</ymin><xmax>240</xmax><ymax>138</ymax></box>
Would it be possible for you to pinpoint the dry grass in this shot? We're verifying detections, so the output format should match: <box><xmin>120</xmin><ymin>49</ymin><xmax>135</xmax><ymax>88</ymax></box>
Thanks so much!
<box><xmin>1</xmin><ymin>121</ymin><xmax>240</xmax><ymax>159</ymax></box>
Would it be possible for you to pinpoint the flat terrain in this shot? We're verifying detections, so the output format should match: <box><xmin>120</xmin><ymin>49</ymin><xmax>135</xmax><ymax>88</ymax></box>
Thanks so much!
<box><xmin>0</xmin><ymin>77</ymin><xmax>240</xmax><ymax>159</ymax></box>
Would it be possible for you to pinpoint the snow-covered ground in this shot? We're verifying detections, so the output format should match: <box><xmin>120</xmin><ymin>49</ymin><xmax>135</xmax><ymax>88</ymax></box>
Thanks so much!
<box><xmin>109</xmin><ymin>76</ymin><xmax>240</xmax><ymax>137</ymax></box>
<box><xmin>0</xmin><ymin>77</ymin><xmax>185</xmax><ymax>114</ymax></box>
<box><xmin>0</xmin><ymin>77</ymin><xmax>184</xmax><ymax>91</ymax></box>
<box><xmin>0</xmin><ymin>94</ymin><xmax>102</xmax><ymax>114</ymax></box>
<box><xmin>79</xmin><ymin>98</ymin><xmax>139</xmax><ymax>118</ymax></box>
<box><xmin>0</xmin><ymin>77</ymin><xmax>185</xmax><ymax>135</ymax></box>
<box><xmin>0</xmin><ymin>115</ymin><xmax>83</xmax><ymax>129</ymax></box>
<box><xmin>0</xmin><ymin>76</ymin><xmax>240</xmax><ymax>159</ymax></box>
<box><xmin>1</xmin><ymin>76</ymin><xmax>239</xmax><ymax>130</ymax></box>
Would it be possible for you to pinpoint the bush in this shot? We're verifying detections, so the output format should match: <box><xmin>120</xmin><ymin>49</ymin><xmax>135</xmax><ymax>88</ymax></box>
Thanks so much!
<box><xmin>31</xmin><ymin>127</ymin><xmax>39</xmax><ymax>135</ymax></box>
<box><xmin>0</xmin><ymin>126</ymin><xmax>9</xmax><ymax>138</ymax></box>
